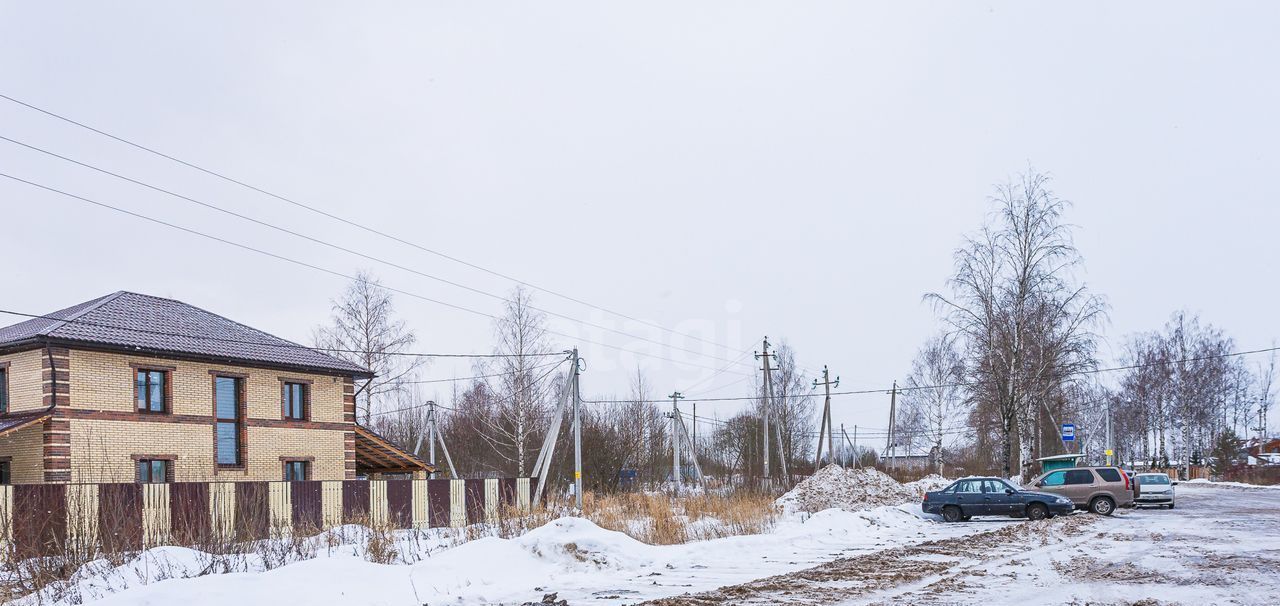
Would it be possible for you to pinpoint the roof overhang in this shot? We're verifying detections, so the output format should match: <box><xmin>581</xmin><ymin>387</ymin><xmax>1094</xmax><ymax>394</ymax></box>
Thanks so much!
<box><xmin>0</xmin><ymin>409</ymin><xmax>54</xmax><ymax>439</ymax></box>
<box><xmin>353</xmin><ymin>424</ymin><xmax>435</xmax><ymax>474</ymax></box>
<box><xmin>1036</xmin><ymin>454</ymin><xmax>1087</xmax><ymax>462</ymax></box>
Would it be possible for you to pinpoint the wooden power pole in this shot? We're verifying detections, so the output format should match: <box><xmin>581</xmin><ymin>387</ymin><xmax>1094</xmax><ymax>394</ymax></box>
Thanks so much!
<box><xmin>813</xmin><ymin>366</ymin><xmax>839</xmax><ymax>470</ymax></box>
<box><xmin>755</xmin><ymin>338</ymin><xmax>775</xmax><ymax>483</ymax></box>
<box><xmin>669</xmin><ymin>391</ymin><xmax>685</xmax><ymax>486</ymax></box>
<box><xmin>886</xmin><ymin>381</ymin><xmax>898</xmax><ymax>471</ymax></box>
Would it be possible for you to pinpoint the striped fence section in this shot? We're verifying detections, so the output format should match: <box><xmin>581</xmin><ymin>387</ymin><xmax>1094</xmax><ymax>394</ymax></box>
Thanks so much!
<box><xmin>0</xmin><ymin>478</ymin><xmax>533</xmax><ymax>559</ymax></box>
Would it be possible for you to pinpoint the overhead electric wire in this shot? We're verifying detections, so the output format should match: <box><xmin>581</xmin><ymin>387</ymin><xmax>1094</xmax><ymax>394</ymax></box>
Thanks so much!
<box><xmin>369</xmin><ymin>357</ymin><xmax>570</xmax><ymax>417</ymax></box>
<box><xmin>0</xmin><ymin>92</ymin><xmax>752</xmax><ymax>359</ymax></box>
<box><xmin>397</xmin><ymin>359</ymin><xmax>565</xmax><ymax>384</ymax></box>
<box><xmin>0</xmin><ymin>172</ymin><xmax>753</xmax><ymax>376</ymax></box>
<box><xmin>0</xmin><ymin>134</ymin><xmax>754</xmax><ymax>370</ymax></box>
<box><xmin>583</xmin><ymin>343</ymin><xmax>1280</xmax><ymax>405</ymax></box>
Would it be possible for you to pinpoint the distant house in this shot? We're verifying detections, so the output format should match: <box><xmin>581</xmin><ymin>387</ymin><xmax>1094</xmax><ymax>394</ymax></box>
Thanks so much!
<box><xmin>881</xmin><ymin>446</ymin><xmax>933</xmax><ymax>470</ymax></box>
<box><xmin>0</xmin><ymin>291</ymin><xmax>429</xmax><ymax>485</ymax></box>
<box><xmin>1245</xmin><ymin>438</ymin><xmax>1280</xmax><ymax>466</ymax></box>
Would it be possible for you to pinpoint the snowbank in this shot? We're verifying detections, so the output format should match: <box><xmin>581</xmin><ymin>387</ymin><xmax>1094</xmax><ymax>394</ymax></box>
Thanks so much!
<box><xmin>1183</xmin><ymin>478</ymin><xmax>1280</xmax><ymax>490</ymax></box>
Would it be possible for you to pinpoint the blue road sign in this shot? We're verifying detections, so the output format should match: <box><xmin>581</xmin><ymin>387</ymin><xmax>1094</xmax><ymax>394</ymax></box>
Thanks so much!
<box><xmin>1061</xmin><ymin>423</ymin><xmax>1076</xmax><ymax>442</ymax></box>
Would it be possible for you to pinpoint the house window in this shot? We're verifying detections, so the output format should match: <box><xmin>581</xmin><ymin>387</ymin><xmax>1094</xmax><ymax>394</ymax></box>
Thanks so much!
<box><xmin>283</xmin><ymin>460</ymin><xmax>309</xmax><ymax>481</ymax></box>
<box><xmin>282</xmin><ymin>382</ymin><xmax>308</xmax><ymax>420</ymax></box>
<box><xmin>0</xmin><ymin>366</ymin><xmax>8</xmax><ymax>414</ymax></box>
<box><xmin>0</xmin><ymin>460</ymin><xmax>10</xmax><ymax>485</ymax></box>
<box><xmin>135</xmin><ymin>369</ymin><xmax>168</xmax><ymax>413</ymax></box>
<box><xmin>214</xmin><ymin>376</ymin><xmax>242</xmax><ymax>466</ymax></box>
<box><xmin>136</xmin><ymin>459</ymin><xmax>170</xmax><ymax>483</ymax></box>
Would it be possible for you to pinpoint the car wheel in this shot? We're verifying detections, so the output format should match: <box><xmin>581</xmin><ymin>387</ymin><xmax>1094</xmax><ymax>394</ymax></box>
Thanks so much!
<box><xmin>1026</xmin><ymin>503</ymin><xmax>1049</xmax><ymax>521</ymax></box>
<box><xmin>1167</xmin><ymin>503</ymin><xmax>1174</xmax><ymax>510</ymax></box>
<box><xmin>1089</xmin><ymin>496</ymin><xmax>1115</xmax><ymax>516</ymax></box>
<box><xmin>942</xmin><ymin>505</ymin><xmax>963</xmax><ymax>523</ymax></box>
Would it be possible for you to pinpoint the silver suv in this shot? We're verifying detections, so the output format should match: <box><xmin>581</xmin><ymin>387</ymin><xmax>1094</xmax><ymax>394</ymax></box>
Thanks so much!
<box><xmin>1028</xmin><ymin>466</ymin><xmax>1135</xmax><ymax>515</ymax></box>
<box><xmin>1134</xmin><ymin>472</ymin><xmax>1177</xmax><ymax>508</ymax></box>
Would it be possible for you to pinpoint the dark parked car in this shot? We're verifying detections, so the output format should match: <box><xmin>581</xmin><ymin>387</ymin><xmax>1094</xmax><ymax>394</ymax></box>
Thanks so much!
<box><xmin>923</xmin><ymin>477</ymin><xmax>1075</xmax><ymax>522</ymax></box>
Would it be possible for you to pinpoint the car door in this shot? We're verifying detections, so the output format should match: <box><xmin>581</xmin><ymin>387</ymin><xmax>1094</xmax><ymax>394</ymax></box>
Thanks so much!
<box><xmin>982</xmin><ymin>480</ymin><xmax>1015</xmax><ymax>515</ymax></box>
<box><xmin>952</xmin><ymin>479</ymin><xmax>985</xmax><ymax>515</ymax></box>
<box><xmin>1062</xmin><ymin>469</ymin><xmax>1097</xmax><ymax>505</ymax></box>
<box><xmin>1035</xmin><ymin>470</ymin><xmax>1069</xmax><ymax>500</ymax></box>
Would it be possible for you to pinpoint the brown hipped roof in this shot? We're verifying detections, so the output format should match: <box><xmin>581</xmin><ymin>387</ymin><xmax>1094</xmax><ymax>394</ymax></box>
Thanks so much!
<box><xmin>0</xmin><ymin>292</ymin><xmax>372</xmax><ymax>379</ymax></box>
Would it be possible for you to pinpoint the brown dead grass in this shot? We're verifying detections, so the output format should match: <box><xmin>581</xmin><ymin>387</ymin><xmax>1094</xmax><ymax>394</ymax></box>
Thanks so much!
<box><xmin>583</xmin><ymin>491</ymin><xmax>778</xmax><ymax>545</ymax></box>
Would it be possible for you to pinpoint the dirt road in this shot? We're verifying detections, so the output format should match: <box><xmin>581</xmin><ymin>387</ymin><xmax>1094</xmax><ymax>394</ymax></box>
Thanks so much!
<box><xmin>641</xmin><ymin>484</ymin><xmax>1280</xmax><ymax>606</ymax></box>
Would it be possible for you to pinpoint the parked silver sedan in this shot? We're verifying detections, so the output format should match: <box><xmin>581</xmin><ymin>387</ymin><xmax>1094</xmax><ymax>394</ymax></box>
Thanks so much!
<box><xmin>1135</xmin><ymin>473</ymin><xmax>1177</xmax><ymax>509</ymax></box>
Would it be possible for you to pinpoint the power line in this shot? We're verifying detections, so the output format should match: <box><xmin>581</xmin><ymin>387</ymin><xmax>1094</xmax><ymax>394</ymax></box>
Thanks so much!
<box><xmin>0</xmin><ymin>92</ymin><xmax>751</xmax><ymax>358</ymax></box>
<box><xmin>0</xmin><ymin>172</ymin><xmax>753</xmax><ymax>376</ymax></box>
<box><xmin>398</xmin><ymin>359</ymin><xmax>565</xmax><ymax>384</ymax></box>
<box><xmin>582</xmin><ymin>343</ymin><xmax>1280</xmax><ymax>405</ymax></box>
<box><xmin>0</xmin><ymin>134</ymin><xmax>754</xmax><ymax>370</ymax></box>
<box><xmin>370</xmin><ymin>357</ymin><xmax>570</xmax><ymax>417</ymax></box>
<box><xmin>0</xmin><ymin>308</ymin><xmax>561</xmax><ymax>359</ymax></box>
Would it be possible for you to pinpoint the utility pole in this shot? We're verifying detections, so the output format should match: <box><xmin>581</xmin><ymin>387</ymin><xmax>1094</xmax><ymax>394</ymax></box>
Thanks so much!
<box><xmin>1106</xmin><ymin>401</ymin><xmax>1114</xmax><ymax>466</ymax></box>
<box><xmin>669</xmin><ymin>391</ymin><xmax>685</xmax><ymax>487</ymax></box>
<box><xmin>813</xmin><ymin>366</ymin><xmax>839</xmax><ymax>470</ymax></box>
<box><xmin>839</xmin><ymin>423</ymin><xmax>846</xmax><ymax>465</ymax></box>
<box><xmin>755</xmin><ymin>338</ymin><xmax>775</xmax><ymax>484</ymax></box>
<box><xmin>429</xmin><ymin>401</ymin><xmax>437</xmax><ymax>469</ymax></box>
<box><xmin>414</xmin><ymin>401</ymin><xmax>457</xmax><ymax>479</ymax></box>
<box><xmin>572</xmin><ymin>348</ymin><xmax>583</xmax><ymax>510</ymax></box>
<box><xmin>692</xmin><ymin>401</ymin><xmax>698</xmax><ymax>461</ymax></box>
<box><xmin>853</xmin><ymin>424</ymin><xmax>858</xmax><ymax>467</ymax></box>
<box><xmin>886</xmin><ymin>381</ymin><xmax>898</xmax><ymax>471</ymax></box>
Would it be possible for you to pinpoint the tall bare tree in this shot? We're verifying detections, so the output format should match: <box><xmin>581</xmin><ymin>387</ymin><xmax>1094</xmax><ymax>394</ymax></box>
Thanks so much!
<box><xmin>1257</xmin><ymin>347</ymin><xmax>1276</xmax><ymax>439</ymax></box>
<box><xmin>314</xmin><ymin>271</ymin><xmax>425</xmax><ymax>424</ymax></box>
<box><xmin>928</xmin><ymin>171</ymin><xmax>1106</xmax><ymax>480</ymax></box>
<box><xmin>482</xmin><ymin>286</ymin><xmax>557</xmax><ymax>476</ymax></box>
<box><xmin>899</xmin><ymin>333</ymin><xmax>968</xmax><ymax>473</ymax></box>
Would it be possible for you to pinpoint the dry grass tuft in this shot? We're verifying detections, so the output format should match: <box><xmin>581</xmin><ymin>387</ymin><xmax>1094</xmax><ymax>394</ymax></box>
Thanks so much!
<box><xmin>583</xmin><ymin>491</ymin><xmax>777</xmax><ymax>545</ymax></box>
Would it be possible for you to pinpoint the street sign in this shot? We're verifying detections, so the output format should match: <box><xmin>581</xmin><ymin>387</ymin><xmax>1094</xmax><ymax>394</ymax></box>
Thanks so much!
<box><xmin>1061</xmin><ymin>423</ymin><xmax>1076</xmax><ymax>442</ymax></box>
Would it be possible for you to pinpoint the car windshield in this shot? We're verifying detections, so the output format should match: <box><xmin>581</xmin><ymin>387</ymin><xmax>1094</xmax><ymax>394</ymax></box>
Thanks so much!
<box><xmin>1139</xmin><ymin>475</ymin><xmax>1171</xmax><ymax>484</ymax></box>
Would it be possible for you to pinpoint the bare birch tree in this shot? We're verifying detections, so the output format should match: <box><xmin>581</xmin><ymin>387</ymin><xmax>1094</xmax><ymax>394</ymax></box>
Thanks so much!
<box><xmin>314</xmin><ymin>271</ymin><xmax>425</xmax><ymax>423</ymax></box>
<box><xmin>899</xmin><ymin>333</ymin><xmax>968</xmax><ymax>473</ymax></box>
<box><xmin>482</xmin><ymin>286</ymin><xmax>557</xmax><ymax>476</ymax></box>
<box><xmin>928</xmin><ymin>171</ymin><xmax>1105</xmax><ymax>480</ymax></box>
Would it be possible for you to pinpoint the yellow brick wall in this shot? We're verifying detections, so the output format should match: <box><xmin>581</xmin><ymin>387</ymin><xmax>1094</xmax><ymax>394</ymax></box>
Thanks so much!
<box><xmin>69</xmin><ymin>420</ymin><xmax>346</xmax><ymax>483</ymax></box>
<box><xmin>63</xmin><ymin>350</ymin><xmax>350</xmax><ymax>483</ymax></box>
<box><xmin>0</xmin><ymin>349</ymin><xmax>45</xmax><ymax>413</ymax></box>
<box><xmin>0</xmin><ymin>424</ymin><xmax>44</xmax><ymax>483</ymax></box>
<box><xmin>69</xmin><ymin>350</ymin><xmax>346</xmax><ymax>422</ymax></box>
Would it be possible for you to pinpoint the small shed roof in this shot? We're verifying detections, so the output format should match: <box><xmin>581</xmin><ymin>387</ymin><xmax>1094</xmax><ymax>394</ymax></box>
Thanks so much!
<box><xmin>353</xmin><ymin>424</ymin><xmax>435</xmax><ymax>475</ymax></box>
<box><xmin>1035</xmin><ymin>453</ymin><xmax>1087</xmax><ymax>462</ymax></box>
<box><xmin>0</xmin><ymin>409</ymin><xmax>53</xmax><ymax>439</ymax></box>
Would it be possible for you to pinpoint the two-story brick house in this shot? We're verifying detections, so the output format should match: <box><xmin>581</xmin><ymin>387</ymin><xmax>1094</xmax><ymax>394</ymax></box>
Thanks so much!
<box><xmin>0</xmin><ymin>291</ymin><xmax>428</xmax><ymax>485</ymax></box>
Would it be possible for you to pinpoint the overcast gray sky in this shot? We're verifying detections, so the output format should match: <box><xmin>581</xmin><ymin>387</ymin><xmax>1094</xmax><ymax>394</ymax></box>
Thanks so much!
<box><xmin>2</xmin><ymin>1</ymin><xmax>1277</xmax><ymax>436</ymax></box>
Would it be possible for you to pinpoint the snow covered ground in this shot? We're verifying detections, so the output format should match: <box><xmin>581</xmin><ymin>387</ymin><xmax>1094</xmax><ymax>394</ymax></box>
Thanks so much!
<box><xmin>644</xmin><ymin>483</ymin><xmax>1280</xmax><ymax>606</ymax></box>
<box><xmin>16</xmin><ymin>480</ymin><xmax>1278</xmax><ymax>605</ymax></box>
<box><xmin>17</xmin><ymin>503</ymin><xmax>1004</xmax><ymax>606</ymax></box>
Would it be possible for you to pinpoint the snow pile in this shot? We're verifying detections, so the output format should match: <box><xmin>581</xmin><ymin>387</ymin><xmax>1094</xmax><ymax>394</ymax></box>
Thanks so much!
<box><xmin>777</xmin><ymin>466</ymin><xmax>918</xmax><ymax>514</ymax></box>
<box><xmin>514</xmin><ymin>516</ymin><xmax>659</xmax><ymax>571</ymax></box>
<box><xmin>902</xmin><ymin>474</ymin><xmax>952</xmax><ymax>500</ymax></box>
